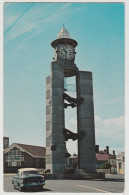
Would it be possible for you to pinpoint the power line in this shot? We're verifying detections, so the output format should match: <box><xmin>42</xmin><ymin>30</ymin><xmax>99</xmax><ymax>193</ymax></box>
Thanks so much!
<box><xmin>4</xmin><ymin>3</ymin><xmax>34</xmax><ymax>35</ymax></box>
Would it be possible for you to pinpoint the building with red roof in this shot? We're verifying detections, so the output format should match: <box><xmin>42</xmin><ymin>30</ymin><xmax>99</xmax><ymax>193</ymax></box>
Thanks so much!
<box><xmin>95</xmin><ymin>145</ymin><xmax>116</xmax><ymax>173</ymax></box>
<box><xmin>4</xmin><ymin>143</ymin><xmax>46</xmax><ymax>173</ymax></box>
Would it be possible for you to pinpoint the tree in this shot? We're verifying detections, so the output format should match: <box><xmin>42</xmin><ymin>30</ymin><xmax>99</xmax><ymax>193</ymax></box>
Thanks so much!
<box><xmin>101</xmin><ymin>162</ymin><xmax>111</xmax><ymax>169</ymax></box>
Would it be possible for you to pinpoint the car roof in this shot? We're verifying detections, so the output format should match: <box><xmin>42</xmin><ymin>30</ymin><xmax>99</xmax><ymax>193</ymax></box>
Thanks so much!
<box><xmin>18</xmin><ymin>168</ymin><xmax>38</xmax><ymax>172</ymax></box>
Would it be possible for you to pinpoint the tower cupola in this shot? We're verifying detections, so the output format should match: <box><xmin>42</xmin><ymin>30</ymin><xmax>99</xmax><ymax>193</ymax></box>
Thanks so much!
<box><xmin>51</xmin><ymin>25</ymin><xmax>77</xmax><ymax>48</ymax></box>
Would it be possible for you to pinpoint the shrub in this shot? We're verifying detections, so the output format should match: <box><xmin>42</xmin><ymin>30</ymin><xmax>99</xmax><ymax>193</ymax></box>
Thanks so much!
<box><xmin>101</xmin><ymin>162</ymin><xmax>111</xmax><ymax>169</ymax></box>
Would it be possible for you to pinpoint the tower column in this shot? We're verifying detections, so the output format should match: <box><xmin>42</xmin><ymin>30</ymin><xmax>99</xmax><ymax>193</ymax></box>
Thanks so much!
<box><xmin>46</xmin><ymin>61</ymin><xmax>66</xmax><ymax>173</ymax></box>
<box><xmin>76</xmin><ymin>71</ymin><xmax>96</xmax><ymax>173</ymax></box>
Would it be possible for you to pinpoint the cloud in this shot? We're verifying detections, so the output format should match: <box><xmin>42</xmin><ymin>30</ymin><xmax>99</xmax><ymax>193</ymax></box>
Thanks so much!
<box><xmin>69</xmin><ymin>118</ymin><xmax>77</xmax><ymax>125</ymax></box>
<box><xmin>95</xmin><ymin>115</ymin><xmax>125</xmax><ymax>138</ymax></box>
<box><xmin>65</xmin><ymin>114</ymin><xmax>125</xmax><ymax>155</ymax></box>
<box><xmin>95</xmin><ymin>115</ymin><xmax>125</xmax><ymax>154</ymax></box>
<box><xmin>4</xmin><ymin>3</ymin><xmax>81</xmax><ymax>44</ymax></box>
<box><xmin>103</xmin><ymin>116</ymin><xmax>124</xmax><ymax>129</ymax></box>
<box><xmin>66</xmin><ymin>140</ymin><xmax>78</xmax><ymax>155</ymax></box>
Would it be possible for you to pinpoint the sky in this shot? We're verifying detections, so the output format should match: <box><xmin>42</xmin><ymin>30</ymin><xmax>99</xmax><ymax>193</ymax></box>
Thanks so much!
<box><xmin>3</xmin><ymin>2</ymin><xmax>125</xmax><ymax>155</ymax></box>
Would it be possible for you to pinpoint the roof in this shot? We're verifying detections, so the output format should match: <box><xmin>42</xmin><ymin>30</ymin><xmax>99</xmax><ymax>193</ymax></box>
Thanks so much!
<box><xmin>4</xmin><ymin>143</ymin><xmax>46</xmax><ymax>158</ymax></box>
<box><xmin>69</xmin><ymin>155</ymin><xmax>78</xmax><ymax>159</ymax></box>
<box><xmin>96</xmin><ymin>152</ymin><xmax>116</xmax><ymax>161</ymax></box>
<box><xmin>18</xmin><ymin>168</ymin><xmax>38</xmax><ymax>172</ymax></box>
<box><xmin>57</xmin><ymin>25</ymin><xmax>70</xmax><ymax>39</ymax></box>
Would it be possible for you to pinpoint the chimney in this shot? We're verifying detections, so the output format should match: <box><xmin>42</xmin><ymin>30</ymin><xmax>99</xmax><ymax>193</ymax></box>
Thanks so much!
<box><xmin>95</xmin><ymin>145</ymin><xmax>99</xmax><ymax>153</ymax></box>
<box><xmin>3</xmin><ymin>137</ymin><xmax>9</xmax><ymax>149</ymax></box>
<box><xmin>113</xmin><ymin>150</ymin><xmax>115</xmax><ymax>156</ymax></box>
<box><xmin>106</xmin><ymin>146</ymin><xmax>109</xmax><ymax>154</ymax></box>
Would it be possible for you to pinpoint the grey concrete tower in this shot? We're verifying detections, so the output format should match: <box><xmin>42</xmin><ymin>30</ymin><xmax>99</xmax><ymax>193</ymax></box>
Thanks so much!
<box><xmin>46</xmin><ymin>25</ymin><xmax>96</xmax><ymax>174</ymax></box>
<box><xmin>77</xmin><ymin>71</ymin><xmax>96</xmax><ymax>172</ymax></box>
<box><xmin>46</xmin><ymin>25</ymin><xmax>78</xmax><ymax>173</ymax></box>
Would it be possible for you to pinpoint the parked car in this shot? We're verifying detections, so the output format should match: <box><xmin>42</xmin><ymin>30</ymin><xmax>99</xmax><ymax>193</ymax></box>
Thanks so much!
<box><xmin>12</xmin><ymin>168</ymin><xmax>45</xmax><ymax>191</ymax></box>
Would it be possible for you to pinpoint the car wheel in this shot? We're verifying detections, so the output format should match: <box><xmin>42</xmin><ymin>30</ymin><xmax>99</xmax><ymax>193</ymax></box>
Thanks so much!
<box><xmin>18</xmin><ymin>185</ymin><xmax>23</xmax><ymax>192</ymax></box>
<box><xmin>39</xmin><ymin>185</ymin><xmax>43</xmax><ymax>191</ymax></box>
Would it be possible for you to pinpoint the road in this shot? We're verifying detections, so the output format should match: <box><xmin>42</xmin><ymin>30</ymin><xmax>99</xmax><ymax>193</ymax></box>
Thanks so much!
<box><xmin>3</xmin><ymin>174</ymin><xmax>124</xmax><ymax>193</ymax></box>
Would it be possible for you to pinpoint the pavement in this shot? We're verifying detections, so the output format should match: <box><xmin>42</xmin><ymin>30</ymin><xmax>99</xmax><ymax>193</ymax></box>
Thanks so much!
<box><xmin>3</xmin><ymin>174</ymin><xmax>125</xmax><ymax>193</ymax></box>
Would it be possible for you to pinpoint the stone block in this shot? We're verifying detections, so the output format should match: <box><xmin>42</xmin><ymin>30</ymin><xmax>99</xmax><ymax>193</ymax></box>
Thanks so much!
<box><xmin>46</xmin><ymin>105</ymin><xmax>51</xmax><ymax>114</ymax></box>
<box><xmin>51</xmin><ymin>95</ymin><xmax>63</xmax><ymax>104</ymax></box>
<box><xmin>46</xmin><ymin>129</ymin><xmax>51</xmax><ymax>138</ymax></box>
<box><xmin>52</xmin><ymin>133</ymin><xmax>65</xmax><ymax>144</ymax></box>
<box><xmin>51</xmin><ymin>114</ymin><xmax>64</xmax><ymax>124</ymax></box>
<box><xmin>51</xmin><ymin>123</ymin><xmax>64</xmax><ymax>131</ymax></box>
<box><xmin>52</xmin><ymin>152</ymin><xmax>66</xmax><ymax>164</ymax></box>
<box><xmin>46</xmin><ymin>121</ymin><xmax>51</xmax><ymax>130</ymax></box>
<box><xmin>51</xmin><ymin>61</ymin><xmax>64</xmax><ymax>75</ymax></box>
<box><xmin>46</xmin><ymin>99</ymin><xmax>51</xmax><ymax>106</ymax></box>
<box><xmin>77</xmin><ymin>71</ymin><xmax>92</xmax><ymax>79</ymax></box>
<box><xmin>46</xmin><ymin>138</ymin><xmax>51</xmax><ymax>147</ymax></box>
<box><xmin>77</xmin><ymin>79</ymin><xmax>93</xmax><ymax>87</ymax></box>
<box><xmin>78</xmin><ymin>127</ymin><xmax>95</xmax><ymax>136</ymax></box>
<box><xmin>46</xmin><ymin>154</ymin><xmax>52</xmax><ymax>164</ymax></box>
<box><xmin>78</xmin><ymin>86</ymin><xmax>93</xmax><ymax>95</ymax></box>
<box><xmin>52</xmin><ymin>164</ymin><xmax>65</xmax><ymax>173</ymax></box>
<box><xmin>78</xmin><ymin>118</ymin><xmax>95</xmax><ymax>128</ymax></box>
<box><xmin>77</xmin><ymin>111</ymin><xmax>94</xmax><ymax>119</ymax></box>
<box><xmin>46</xmin><ymin>114</ymin><xmax>51</xmax><ymax>122</ymax></box>
<box><xmin>51</xmin><ymin>78</ymin><xmax>64</xmax><ymax>89</ymax></box>
<box><xmin>46</xmin><ymin>147</ymin><xmax>52</xmax><ymax>156</ymax></box>
<box><xmin>46</xmin><ymin>76</ymin><xmax>50</xmax><ymax>84</ymax></box>
<box><xmin>46</xmin><ymin>82</ymin><xmax>51</xmax><ymax>91</ymax></box>
<box><xmin>46</xmin><ymin>164</ymin><xmax>52</xmax><ymax>171</ymax></box>
<box><xmin>46</xmin><ymin>90</ymin><xmax>50</xmax><ymax>99</ymax></box>
<box><xmin>52</xmin><ymin>107</ymin><xmax>64</xmax><ymax>116</ymax></box>
<box><xmin>50</xmin><ymin>71</ymin><xmax>64</xmax><ymax>81</ymax></box>
<box><xmin>51</xmin><ymin>88</ymin><xmax>64</xmax><ymax>98</ymax></box>
<box><xmin>78</xmin><ymin>102</ymin><xmax>94</xmax><ymax>112</ymax></box>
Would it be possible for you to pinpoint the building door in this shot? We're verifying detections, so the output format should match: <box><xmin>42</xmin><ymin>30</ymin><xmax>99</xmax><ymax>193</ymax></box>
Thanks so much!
<box><xmin>118</xmin><ymin>163</ymin><xmax>122</xmax><ymax>174</ymax></box>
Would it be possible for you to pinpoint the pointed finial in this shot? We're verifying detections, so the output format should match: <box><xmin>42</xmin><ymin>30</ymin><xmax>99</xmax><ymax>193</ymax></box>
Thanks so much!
<box><xmin>57</xmin><ymin>25</ymin><xmax>70</xmax><ymax>39</ymax></box>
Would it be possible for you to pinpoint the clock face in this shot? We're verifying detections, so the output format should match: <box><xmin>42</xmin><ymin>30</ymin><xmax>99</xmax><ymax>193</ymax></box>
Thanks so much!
<box><xmin>59</xmin><ymin>45</ymin><xmax>74</xmax><ymax>60</ymax></box>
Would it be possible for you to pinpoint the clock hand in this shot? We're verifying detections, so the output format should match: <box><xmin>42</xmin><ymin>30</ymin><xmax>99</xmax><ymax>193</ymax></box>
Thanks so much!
<box><xmin>62</xmin><ymin>49</ymin><xmax>67</xmax><ymax>57</ymax></box>
<box><xmin>65</xmin><ymin>51</ymin><xmax>68</xmax><ymax>57</ymax></box>
<box><xmin>63</xmin><ymin>49</ymin><xmax>67</xmax><ymax>53</ymax></box>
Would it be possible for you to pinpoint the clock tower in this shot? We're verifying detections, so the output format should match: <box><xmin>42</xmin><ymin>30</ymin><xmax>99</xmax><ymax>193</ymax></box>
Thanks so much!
<box><xmin>51</xmin><ymin>25</ymin><xmax>78</xmax><ymax>77</ymax></box>
<box><xmin>46</xmin><ymin>25</ymin><xmax>96</xmax><ymax>175</ymax></box>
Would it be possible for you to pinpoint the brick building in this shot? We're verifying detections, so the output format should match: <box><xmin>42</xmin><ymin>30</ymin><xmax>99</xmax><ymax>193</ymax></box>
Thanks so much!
<box><xmin>69</xmin><ymin>145</ymin><xmax>117</xmax><ymax>174</ymax></box>
<box><xmin>4</xmin><ymin>143</ymin><xmax>46</xmax><ymax>173</ymax></box>
<box><xmin>95</xmin><ymin>145</ymin><xmax>117</xmax><ymax>173</ymax></box>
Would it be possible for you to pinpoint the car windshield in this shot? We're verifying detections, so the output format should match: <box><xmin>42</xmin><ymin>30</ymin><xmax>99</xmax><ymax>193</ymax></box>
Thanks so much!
<box><xmin>22</xmin><ymin>171</ymin><xmax>39</xmax><ymax>175</ymax></box>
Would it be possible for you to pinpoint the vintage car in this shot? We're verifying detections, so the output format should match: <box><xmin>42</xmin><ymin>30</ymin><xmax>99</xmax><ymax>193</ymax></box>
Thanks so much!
<box><xmin>12</xmin><ymin>168</ymin><xmax>45</xmax><ymax>191</ymax></box>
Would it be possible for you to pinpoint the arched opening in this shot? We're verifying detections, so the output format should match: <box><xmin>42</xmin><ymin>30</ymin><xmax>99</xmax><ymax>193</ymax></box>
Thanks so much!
<box><xmin>64</xmin><ymin>76</ymin><xmax>78</xmax><ymax>168</ymax></box>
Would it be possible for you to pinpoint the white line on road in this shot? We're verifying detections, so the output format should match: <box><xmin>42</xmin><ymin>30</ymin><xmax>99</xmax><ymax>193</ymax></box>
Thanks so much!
<box><xmin>77</xmin><ymin>184</ymin><xmax>111</xmax><ymax>193</ymax></box>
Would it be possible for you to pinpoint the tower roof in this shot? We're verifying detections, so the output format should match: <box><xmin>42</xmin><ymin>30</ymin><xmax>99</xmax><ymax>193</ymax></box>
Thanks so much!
<box><xmin>57</xmin><ymin>25</ymin><xmax>70</xmax><ymax>39</ymax></box>
<box><xmin>51</xmin><ymin>25</ymin><xmax>77</xmax><ymax>48</ymax></box>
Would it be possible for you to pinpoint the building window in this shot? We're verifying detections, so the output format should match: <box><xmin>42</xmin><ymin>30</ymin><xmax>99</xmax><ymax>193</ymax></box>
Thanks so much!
<box><xmin>7</xmin><ymin>161</ymin><xmax>21</xmax><ymax>167</ymax></box>
<box><xmin>17</xmin><ymin>161</ymin><xmax>21</xmax><ymax>167</ymax></box>
<box><xmin>35</xmin><ymin>158</ymin><xmax>40</xmax><ymax>168</ymax></box>
<box><xmin>8</xmin><ymin>161</ymin><xmax>12</xmax><ymax>167</ymax></box>
<box><xmin>5</xmin><ymin>147</ymin><xmax>24</xmax><ymax>167</ymax></box>
<box><xmin>12</xmin><ymin>161</ymin><xmax>17</xmax><ymax>167</ymax></box>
